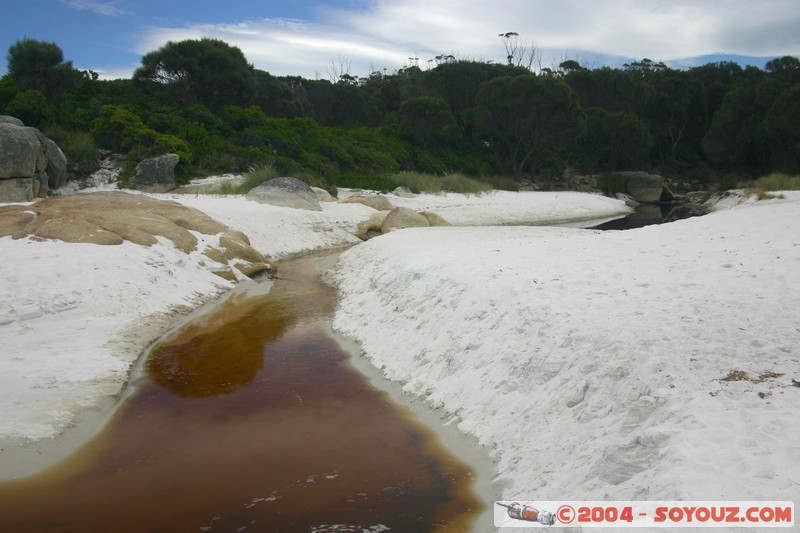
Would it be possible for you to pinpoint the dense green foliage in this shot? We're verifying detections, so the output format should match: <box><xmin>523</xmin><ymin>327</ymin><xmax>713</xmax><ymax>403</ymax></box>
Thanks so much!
<box><xmin>3</xmin><ymin>37</ymin><xmax>798</xmax><ymax>190</ymax></box>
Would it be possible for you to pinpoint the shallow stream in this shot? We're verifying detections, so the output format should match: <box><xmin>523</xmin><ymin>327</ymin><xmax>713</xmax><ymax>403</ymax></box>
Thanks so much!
<box><xmin>0</xmin><ymin>249</ymin><xmax>486</xmax><ymax>532</ymax></box>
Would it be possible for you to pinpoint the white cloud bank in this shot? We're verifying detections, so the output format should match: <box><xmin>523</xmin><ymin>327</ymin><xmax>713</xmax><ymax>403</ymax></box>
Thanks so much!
<box><xmin>132</xmin><ymin>0</ymin><xmax>800</xmax><ymax>78</ymax></box>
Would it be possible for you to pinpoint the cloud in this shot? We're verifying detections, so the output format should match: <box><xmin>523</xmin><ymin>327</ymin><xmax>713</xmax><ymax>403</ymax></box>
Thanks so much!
<box><xmin>59</xmin><ymin>0</ymin><xmax>124</xmax><ymax>16</ymax></box>
<box><xmin>132</xmin><ymin>0</ymin><xmax>800</xmax><ymax>78</ymax></box>
<box><xmin>89</xmin><ymin>64</ymin><xmax>138</xmax><ymax>80</ymax></box>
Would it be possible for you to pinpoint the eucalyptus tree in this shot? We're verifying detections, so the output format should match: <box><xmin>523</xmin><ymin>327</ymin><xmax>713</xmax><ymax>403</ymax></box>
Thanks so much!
<box><xmin>133</xmin><ymin>38</ymin><xmax>256</xmax><ymax>108</ymax></box>
<box><xmin>6</xmin><ymin>38</ymin><xmax>76</xmax><ymax>100</ymax></box>
<box><xmin>475</xmin><ymin>74</ymin><xmax>584</xmax><ymax>179</ymax></box>
<box><xmin>398</xmin><ymin>95</ymin><xmax>454</xmax><ymax>148</ymax></box>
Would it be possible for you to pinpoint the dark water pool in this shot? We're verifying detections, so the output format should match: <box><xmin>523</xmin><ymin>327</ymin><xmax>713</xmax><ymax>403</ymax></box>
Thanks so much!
<box><xmin>0</xmin><ymin>250</ymin><xmax>481</xmax><ymax>532</ymax></box>
<box><xmin>587</xmin><ymin>202</ymin><xmax>707</xmax><ymax>230</ymax></box>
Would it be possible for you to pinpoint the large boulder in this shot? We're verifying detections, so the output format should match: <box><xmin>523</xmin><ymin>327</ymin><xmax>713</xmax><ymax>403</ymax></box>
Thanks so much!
<box><xmin>0</xmin><ymin>192</ymin><xmax>273</xmax><ymax>280</ymax></box>
<box><xmin>129</xmin><ymin>153</ymin><xmax>180</xmax><ymax>193</ymax></box>
<box><xmin>614</xmin><ymin>171</ymin><xmax>675</xmax><ymax>204</ymax></box>
<box><xmin>392</xmin><ymin>186</ymin><xmax>415</xmax><ymax>198</ymax></box>
<box><xmin>354</xmin><ymin>208</ymin><xmax>451</xmax><ymax>240</ymax></box>
<box><xmin>0</xmin><ymin>120</ymin><xmax>68</xmax><ymax>202</ymax></box>
<box><xmin>40</xmin><ymin>134</ymin><xmax>68</xmax><ymax>190</ymax></box>
<box><xmin>310</xmin><ymin>186</ymin><xmax>336</xmax><ymax>202</ymax></box>
<box><xmin>341</xmin><ymin>194</ymin><xmax>394</xmax><ymax>211</ymax></box>
<box><xmin>355</xmin><ymin>210</ymin><xmax>391</xmax><ymax>240</ymax></box>
<box><xmin>246</xmin><ymin>176</ymin><xmax>322</xmax><ymax>211</ymax></box>
<box><xmin>381</xmin><ymin>206</ymin><xmax>430</xmax><ymax>233</ymax></box>
<box><xmin>0</xmin><ymin>123</ymin><xmax>45</xmax><ymax>202</ymax></box>
<box><xmin>0</xmin><ymin>115</ymin><xmax>24</xmax><ymax>126</ymax></box>
<box><xmin>420</xmin><ymin>211</ymin><xmax>452</xmax><ymax>227</ymax></box>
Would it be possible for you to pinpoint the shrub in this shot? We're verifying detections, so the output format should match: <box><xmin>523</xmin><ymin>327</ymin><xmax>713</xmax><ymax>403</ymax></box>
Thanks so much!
<box><xmin>740</xmin><ymin>172</ymin><xmax>800</xmax><ymax>191</ymax></box>
<box><xmin>92</xmin><ymin>105</ymin><xmax>193</xmax><ymax>170</ymax></box>
<box><xmin>389</xmin><ymin>171</ymin><xmax>493</xmax><ymax>194</ymax></box>
<box><xmin>597</xmin><ymin>173</ymin><xmax>628</xmax><ymax>195</ymax></box>
<box><xmin>440</xmin><ymin>173</ymin><xmax>493</xmax><ymax>194</ymax></box>
<box><xmin>389</xmin><ymin>171</ymin><xmax>443</xmax><ymax>193</ymax></box>
<box><xmin>479</xmin><ymin>175</ymin><xmax>520</xmax><ymax>191</ymax></box>
<box><xmin>46</xmin><ymin>126</ymin><xmax>98</xmax><ymax>175</ymax></box>
<box><xmin>333</xmin><ymin>172</ymin><xmax>397</xmax><ymax>192</ymax></box>
<box><xmin>5</xmin><ymin>89</ymin><xmax>49</xmax><ymax>126</ymax></box>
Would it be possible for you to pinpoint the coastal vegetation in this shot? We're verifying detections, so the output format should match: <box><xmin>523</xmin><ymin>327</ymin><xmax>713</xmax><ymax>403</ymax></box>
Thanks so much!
<box><xmin>1</xmin><ymin>37</ymin><xmax>798</xmax><ymax>191</ymax></box>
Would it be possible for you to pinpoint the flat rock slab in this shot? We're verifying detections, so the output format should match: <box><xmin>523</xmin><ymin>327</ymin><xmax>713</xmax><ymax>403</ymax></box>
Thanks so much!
<box><xmin>0</xmin><ymin>192</ymin><xmax>272</xmax><ymax>279</ymax></box>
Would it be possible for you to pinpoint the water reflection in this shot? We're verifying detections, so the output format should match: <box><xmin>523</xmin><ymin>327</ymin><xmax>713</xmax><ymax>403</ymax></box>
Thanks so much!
<box><xmin>0</xmin><ymin>249</ymin><xmax>481</xmax><ymax>532</ymax></box>
<box><xmin>589</xmin><ymin>202</ymin><xmax>707</xmax><ymax>230</ymax></box>
<box><xmin>148</xmin><ymin>292</ymin><xmax>297</xmax><ymax>397</ymax></box>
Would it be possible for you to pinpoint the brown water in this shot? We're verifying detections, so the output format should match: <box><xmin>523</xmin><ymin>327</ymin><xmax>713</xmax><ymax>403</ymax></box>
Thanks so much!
<box><xmin>0</xmin><ymin>249</ymin><xmax>482</xmax><ymax>532</ymax></box>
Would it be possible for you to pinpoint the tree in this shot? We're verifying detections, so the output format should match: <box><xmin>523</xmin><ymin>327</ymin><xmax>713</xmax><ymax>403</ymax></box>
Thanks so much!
<box><xmin>399</xmin><ymin>96</ymin><xmax>454</xmax><ymax>148</ymax></box>
<box><xmin>762</xmin><ymin>84</ymin><xmax>800</xmax><ymax>171</ymax></box>
<box><xmin>643</xmin><ymin>69</ymin><xmax>708</xmax><ymax>165</ymax></box>
<box><xmin>253</xmin><ymin>69</ymin><xmax>301</xmax><ymax>118</ymax></box>
<box><xmin>570</xmin><ymin>107</ymin><xmax>653</xmax><ymax>172</ymax></box>
<box><xmin>475</xmin><ymin>75</ymin><xmax>584</xmax><ymax>179</ymax></box>
<box><xmin>5</xmin><ymin>89</ymin><xmax>50</xmax><ymax>126</ymax></box>
<box><xmin>498</xmin><ymin>32</ymin><xmax>541</xmax><ymax>70</ymax></box>
<box><xmin>134</xmin><ymin>39</ymin><xmax>256</xmax><ymax>108</ymax></box>
<box><xmin>422</xmin><ymin>60</ymin><xmax>526</xmax><ymax>141</ymax></box>
<box><xmin>0</xmin><ymin>75</ymin><xmax>17</xmax><ymax>111</ymax></box>
<box><xmin>564</xmin><ymin>66</ymin><xmax>653</xmax><ymax>114</ymax></box>
<box><xmin>765</xmin><ymin>56</ymin><xmax>800</xmax><ymax>84</ymax></box>
<box><xmin>6</xmin><ymin>38</ymin><xmax>75</xmax><ymax>101</ymax></box>
<box><xmin>702</xmin><ymin>79</ymin><xmax>783</xmax><ymax>171</ymax></box>
<box><xmin>623</xmin><ymin>58</ymin><xmax>668</xmax><ymax>79</ymax></box>
<box><xmin>689</xmin><ymin>62</ymin><xmax>744</xmax><ymax>108</ymax></box>
<box><xmin>303</xmin><ymin>79</ymin><xmax>367</xmax><ymax>126</ymax></box>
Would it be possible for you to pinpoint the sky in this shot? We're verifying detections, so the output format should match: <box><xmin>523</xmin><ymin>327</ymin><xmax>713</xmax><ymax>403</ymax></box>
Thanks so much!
<box><xmin>1</xmin><ymin>0</ymin><xmax>799</xmax><ymax>80</ymax></box>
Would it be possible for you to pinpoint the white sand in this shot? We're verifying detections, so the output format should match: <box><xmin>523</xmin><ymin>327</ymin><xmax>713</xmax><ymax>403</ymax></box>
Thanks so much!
<box><xmin>332</xmin><ymin>191</ymin><xmax>800</xmax><ymax>511</ymax></box>
<box><xmin>2</xmin><ymin>185</ymin><xmax>797</xmax><ymax>523</ymax></box>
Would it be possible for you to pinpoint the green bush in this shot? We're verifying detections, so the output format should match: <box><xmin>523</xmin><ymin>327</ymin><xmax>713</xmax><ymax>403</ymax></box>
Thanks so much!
<box><xmin>333</xmin><ymin>172</ymin><xmax>397</xmax><ymax>191</ymax></box>
<box><xmin>391</xmin><ymin>171</ymin><xmax>447</xmax><ymax>193</ymax></box>
<box><xmin>389</xmin><ymin>171</ymin><xmax>493</xmax><ymax>194</ymax></box>
<box><xmin>597</xmin><ymin>173</ymin><xmax>629</xmax><ymax>195</ymax></box>
<box><xmin>5</xmin><ymin>89</ymin><xmax>50</xmax><ymax>126</ymax></box>
<box><xmin>441</xmin><ymin>173</ymin><xmax>493</xmax><ymax>194</ymax></box>
<box><xmin>92</xmin><ymin>105</ymin><xmax>192</xmax><ymax>168</ymax></box>
<box><xmin>479</xmin><ymin>175</ymin><xmax>520</xmax><ymax>191</ymax></box>
<box><xmin>46</xmin><ymin>126</ymin><xmax>98</xmax><ymax>175</ymax></box>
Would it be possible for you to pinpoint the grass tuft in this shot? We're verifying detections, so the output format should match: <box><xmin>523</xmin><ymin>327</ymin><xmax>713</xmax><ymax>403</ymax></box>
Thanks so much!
<box><xmin>388</xmin><ymin>172</ymin><xmax>493</xmax><ymax>194</ymax></box>
<box><xmin>211</xmin><ymin>163</ymin><xmax>279</xmax><ymax>194</ymax></box>
<box><xmin>738</xmin><ymin>172</ymin><xmax>800</xmax><ymax>193</ymax></box>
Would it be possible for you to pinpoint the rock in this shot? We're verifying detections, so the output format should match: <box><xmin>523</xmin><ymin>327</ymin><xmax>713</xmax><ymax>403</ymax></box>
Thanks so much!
<box><xmin>355</xmin><ymin>208</ymin><xmax>451</xmax><ymax>239</ymax></box>
<box><xmin>0</xmin><ymin>192</ymin><xmax>273</xmax><ymax>280</ymax></box>
<box><xmin>615</xmin><ymin>193</ymin><xmax>640</xmax><ymax>208</ymax></box>
<box><xmin>23</xmin><ymin>130</ymin><xmax>69</xmax><ymax>191</ymax></box>
<box><xmin>0</xmin><ymin>121</ymin><xmax>69</xmax><ymax>201</ymax></box>
<box><xmin>310</xmin><ymin>186</ymin><xmax>336</xmax><ymax>202</ymax></box>
<box><xmin>420</xmin><ymin>211</ymin><xmax>452</xmax><ymax>227</ymax></box>
<box><xmin>355</xmin><ymin>210</ymin><xmax>390</xmax><ymax>240</ymax></box>
<box><xmin>341</xmin><ymin>194</ymin><xmax>394</xmax><ymax>211</ymax></box>
<box><xmin>0</xmin><ymin>178</ymin><xmax>36</xmax><ymax>203</ymax></box>
<box><xmin>613</xmin><ymin>171</ymin><xmax>674</xmax><ymax>204</ymax></box>
<box><xmin>129</xmin><ymin>153</ymin><xmax>180</xmax><ymax>193</ymax></box>
<box><xmin>381</xmin><ymin>207</ymin><xmax>430</xmax><ymax>233</ymax></box>
<box><xmin>0</xmin><ymin>124</ymin><xmax>46</xmax><ymax>180</ymax></box>
<box><xmin>392</xmin><ymin>186</ymin><xmax>415</xmax><ymax>198</ymax></box>
<box><xmin>40</xmin><ymin>134</ymin><xmax>68</xmax><ymax>190</ymax></box>
<box><xmin>0</xmin><ymin>115</ymin><xmax>24</xmax><ymax>126</ymax></box>
<box><xmin>246</xmin><ymin>176</ymin><xmax>322</xmax><ymax>211</ymax></box>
